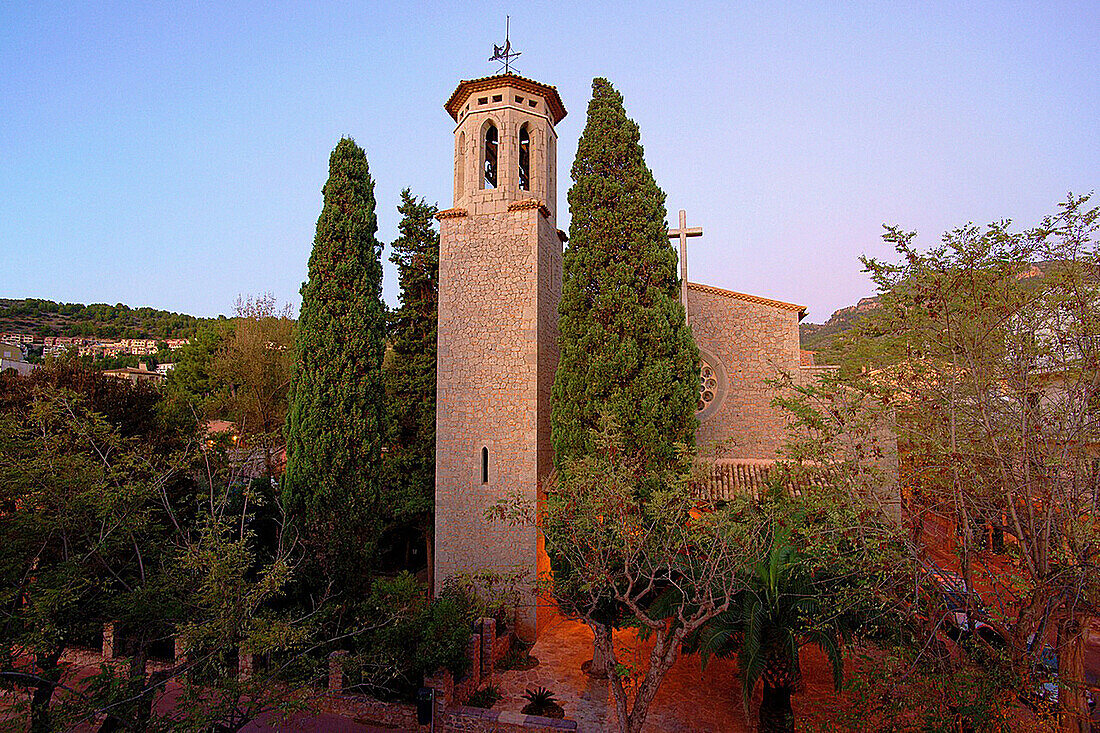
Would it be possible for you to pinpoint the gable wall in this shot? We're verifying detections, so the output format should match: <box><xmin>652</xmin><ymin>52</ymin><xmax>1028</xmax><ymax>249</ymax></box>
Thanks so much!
<box><xmin>688</xmin><ymin>285</ymin><xmax>802</xmax><ymax>459</ymax></box>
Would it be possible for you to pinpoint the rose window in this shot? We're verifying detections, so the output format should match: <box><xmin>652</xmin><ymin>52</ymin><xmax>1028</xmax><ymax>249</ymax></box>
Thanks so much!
<box><xmin>698</xmin><ymin>359</ymin><xmax>718</xmax><ymax>413</ymax></box>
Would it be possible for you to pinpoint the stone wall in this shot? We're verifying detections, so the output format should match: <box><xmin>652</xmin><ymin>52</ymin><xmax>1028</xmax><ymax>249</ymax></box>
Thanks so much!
<box><xmin>318</xmin><ymin>695</ymin><xmax>576</xmax><ymax>732</ymax></box>
<box><xmin>434</xmin><ymin>203</ymin><xmax>562</xmax><ymax>641</ymax></box>
<box><xmin>688</xmin><ymin>282</ymin><xmax>804</xmax><ymax>458</ymax></box>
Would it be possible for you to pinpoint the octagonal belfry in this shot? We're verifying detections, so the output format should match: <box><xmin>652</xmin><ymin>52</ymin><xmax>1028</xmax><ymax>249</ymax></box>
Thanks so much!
<box><xmin>433</xmin><ymin>74</ymin><xmax>566</xmax><ymax>641</ymax></box>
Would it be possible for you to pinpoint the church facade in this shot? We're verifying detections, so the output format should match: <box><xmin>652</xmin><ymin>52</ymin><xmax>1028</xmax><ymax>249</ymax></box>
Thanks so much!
<box><xmin>432</xmin><ymin>73</ymin><xmax>834</xmax><ymax>640</ymax></box>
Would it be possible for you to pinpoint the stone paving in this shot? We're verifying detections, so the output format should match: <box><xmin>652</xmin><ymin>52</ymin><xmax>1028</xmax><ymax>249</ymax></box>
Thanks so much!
<box><xmin>493</xmin><ymin>611</ymin><xmax>751</xmax><ymax>732</ymax></box>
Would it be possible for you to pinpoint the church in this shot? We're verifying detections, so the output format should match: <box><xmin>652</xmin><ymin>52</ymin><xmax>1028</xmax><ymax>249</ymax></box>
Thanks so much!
<box><xmin>431</xmin><ymin>72</ymin><xmax>835</xmax><ymax>640</ymax></box>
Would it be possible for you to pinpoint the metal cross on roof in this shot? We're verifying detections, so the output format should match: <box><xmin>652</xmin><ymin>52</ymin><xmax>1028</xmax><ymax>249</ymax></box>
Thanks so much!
<box><xmin>489</xmin><ymin>16</ymin><xmax>521</xmax><ymax>74</ymax></box>
<box><xmin>668</xmin><ymin>209</ymin><xmax>703</xmax><ymax>312</ymax></box>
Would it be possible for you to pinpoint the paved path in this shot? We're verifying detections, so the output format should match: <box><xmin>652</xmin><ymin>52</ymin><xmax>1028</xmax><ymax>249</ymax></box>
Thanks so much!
<box><xmin>494</xmin><ymin>612</ymin><xmax>751</xmax><ymax>732</ymax></box>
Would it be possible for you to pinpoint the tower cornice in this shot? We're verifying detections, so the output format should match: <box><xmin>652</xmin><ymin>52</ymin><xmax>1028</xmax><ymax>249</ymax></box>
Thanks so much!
<box><xmin>444</xmin><ymin>73</ymin><xmax>567</xmax><ymax>124</ymax></box>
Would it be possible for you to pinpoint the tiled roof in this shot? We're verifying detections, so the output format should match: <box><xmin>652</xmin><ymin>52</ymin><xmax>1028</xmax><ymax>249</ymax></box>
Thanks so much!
<box><xmin>688</xmin><ymin>282</ymin><xmax>807</xmax><ymax>320</ymax></box>
<box><xmin>698</xmin><ymin>459</ymin><xmax>825</xmax><ymax>502</ymax></box>
<box><xmin>444</xmin><ymin>73</ymin><xmax>567</xmax><ymax>124</ymax></box>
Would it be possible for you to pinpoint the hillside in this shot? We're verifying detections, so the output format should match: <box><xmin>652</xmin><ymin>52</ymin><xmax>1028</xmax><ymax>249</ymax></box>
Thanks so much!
<box><xmin>0</xmin><ymin>298</ymin><xmax>221</xmax><ymax>340</ymax></box>
<box><xmin>799</xmin><ymin>295</ymin><xmax>880</xmax><ymax>360</ymax></box>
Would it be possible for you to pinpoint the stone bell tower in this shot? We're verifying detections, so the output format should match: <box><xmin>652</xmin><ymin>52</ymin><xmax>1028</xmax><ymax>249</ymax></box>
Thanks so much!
<box><xmin>433</xmin><ymin>74</ymin><xmax>566</xmax><ymax>640</ymax></box>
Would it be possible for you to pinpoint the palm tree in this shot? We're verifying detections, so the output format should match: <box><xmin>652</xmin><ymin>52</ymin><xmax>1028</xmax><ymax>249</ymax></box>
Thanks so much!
<box><xmin>694</xmin><ymin>530</ymin><xmax>844</xmax><ymax>733</ymax></box>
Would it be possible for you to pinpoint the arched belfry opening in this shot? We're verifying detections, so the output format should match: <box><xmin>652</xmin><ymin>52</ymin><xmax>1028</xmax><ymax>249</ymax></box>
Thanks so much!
<box><xmin>518</xmin><ymin>123</ymin><xmax>531</xmax><ymax>191</ymax></box>
<box><xmin>483</xmin><ymin>122</ymin><xmax>498</xmax><ymax>189</ymax></box>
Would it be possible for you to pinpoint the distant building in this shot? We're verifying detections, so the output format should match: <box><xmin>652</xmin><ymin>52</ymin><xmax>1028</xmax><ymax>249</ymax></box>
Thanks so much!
<box><xmin>102</xmin><ymin>362</ymin><xmax>165</xmax><ymax>385</ymax></box>
<box><xmin>156</xmin><ymin>362</ymin><xmax>175</xmax><ymax>375</ymax></box>
<box><xmin>166</xmin><ymin>338</ymin><xmax>190</xmax><ymax>350</ymax></box>
<box><xmin>0</xmin><ymin>359</ymin><xmax>36</xmax><ymax>376</ymax></box>
<box><xmin>0</xmin><ymin>342</ymin><xmax>36</xmax><ymax>376</ymax></box>
<box><xmin>1</xmin><ymin>342</ymin><xmax>25</xmax><ymax>361</ymax></box>
<box><xmin>0</xmin><ymin>333</ymin><xmax>32</xmax><ymax>344</ymax></box>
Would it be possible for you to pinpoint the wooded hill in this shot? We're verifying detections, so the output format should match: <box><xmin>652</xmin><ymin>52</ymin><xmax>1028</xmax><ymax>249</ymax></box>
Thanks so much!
<box><xmin>799</xmin><ymin>295</ymin><xmax>881</xmax><ymax>362</ymax></box>
<box><xmin>0</xmin><ymin>298</ymin><xmax>222</xmax><ymax>340</ymax></box>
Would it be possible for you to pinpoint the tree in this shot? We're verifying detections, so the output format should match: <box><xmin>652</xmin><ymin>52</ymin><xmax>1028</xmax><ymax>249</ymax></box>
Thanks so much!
<box><xmin>694</xmin><ymin>529</ymin><xmax>845</xmax><ymax>733</ymax></box>
<box><xmin>549</xmin><ymin>76</ymin><xmax>700</xmax><ymax>679</ymax></box>
<box><xmin>212</xmin><ymin>293</ymin><xmax>295</xmax><ymax>477</ymax></box>
<box><xmin>0</xmin><ymin>363</ymin><xmax>307</xmax><ymax>733</ymax></box>
<box><xmin>382</xmin><ymin>189</ymin><xmax>439</xmax><ymax>580</ymax></box>
<box><xmin>858</xmin><ymin>194</ymin><xmax>1100</xmax><ymax>731</ymax></box>
<box><xmin>525</xmin><ymin>420</ymin><xmax>760</xmax><ymax>733</ymax></box>
<box><xmin>551</xmin><ymin>77</ymin><xmax>699</xmax><ymax>475</ymax></box>
<box><xmin>283</xmin><ymin>137</ymin><xmax>387</xmax><ymax>591</ymax></box>
<box><xmin>167</xmin><ymin>320</ymin><xmax>233</xmax><ymax>411</ymax></box>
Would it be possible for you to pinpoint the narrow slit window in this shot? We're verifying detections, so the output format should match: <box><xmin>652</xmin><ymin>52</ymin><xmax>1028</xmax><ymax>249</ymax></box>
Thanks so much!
<box><xmin>483</xmin><ymin>123</ymin><xmax>498</xmax><ymax>189</ymax></box>
<box><xmin>481</xmin><ymin>447</ymin><xmax>489</xmax><ymax>484</ymax></box>
<box><xmin>518</xmin><ymin>124</ymin><xmax>530</xmax><ymax>191</ymax></box>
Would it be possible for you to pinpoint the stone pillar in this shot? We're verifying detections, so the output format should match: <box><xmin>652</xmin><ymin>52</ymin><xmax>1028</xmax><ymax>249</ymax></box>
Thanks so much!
<box><xmin>328</xmin><ymin>650</ymin><xmax>348</xmax><ymax>694</ymax></box>
<box><xmin>102</xmin><ymin>622</ymin><xmax>123</xmax><ymax>659</ymax></box>
<box><xmin>238</xmin><ymin>649</ymin><xmax>260</xmax><ymax>682</ymax></box>
<box><xmin>466</xmin><ymin>633</ymin><xmax>481</xmax><ymax>688</ymax></box>
<box><xmin>479</xmin><ymin>618</ymin><xmax>496</xmax><ymax>679</ymax></box>
<box><xmin>173</xmin><ymin>636</ymin><xmax>188</xmax><ymax>665</ymax></box>
<box><xmin>423</xmin><ymin>668</ymin><xmax>454</xmax><ymax>709</ymax></box>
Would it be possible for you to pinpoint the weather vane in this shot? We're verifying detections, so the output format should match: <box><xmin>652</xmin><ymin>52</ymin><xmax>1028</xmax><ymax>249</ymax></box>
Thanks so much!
<box><xmin>489</xmin><ymin>16</ymin><xmax>521</xmax><ymax>74</ymax></box>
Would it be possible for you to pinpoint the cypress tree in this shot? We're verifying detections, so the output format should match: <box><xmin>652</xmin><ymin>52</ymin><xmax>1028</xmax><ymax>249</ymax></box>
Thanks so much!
<box><xmin>283</xmin><ymin>137</ymin><xmax>386</xmax><ymax>586</ymax></box>
<box><xmin>552</xmin><ymin>78</ymin><xmax>699</xmax><ymax>474</ymax></box>
<box><xmin>382</xmin><ymin>189</ymin><xmax>438</xmax><ymax>573</ymax></box>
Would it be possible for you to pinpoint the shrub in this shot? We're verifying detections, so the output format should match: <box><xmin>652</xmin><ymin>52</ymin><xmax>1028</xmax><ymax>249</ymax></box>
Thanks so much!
<box><xmin>343</xmin><ymin>573</ymin><xmax>476</xmax><ymax>700</ymax></box>
<box><xmin>466</xmin><ymin>683</ymin><xmax>502</xmax><ymax>709</ymax></box>
<box><xmin>521</xmin><ymin>686</ymin><xmax>564</xmax><ymax>719</ymax></box>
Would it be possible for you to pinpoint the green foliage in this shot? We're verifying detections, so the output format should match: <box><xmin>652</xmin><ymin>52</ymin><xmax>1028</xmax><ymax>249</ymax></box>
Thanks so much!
<box><xmin>414</xmin><ymin>588</ymin><xmax>474</xmax><ymax>680</ymax></box>
<box><xmin>552</xmin><ymin>77</ymin><xmax>699</xmax><ymax>477</ymax></box>
<box><xmin>212</xmin><ymin>294</ymin><xmax>295</xmax><ymax>475</ymax></box>
<box><xmin>535</xmin><ymin>417</ymin><xmax>761</xmax><ymax>733</ymax></box>
<box><xmin>382</xmin><ymin>189</ymin><xmax>439</xmax><ymax>559</ymax></box>
<box><xmin>344</xmin><ymin>573</ymin><xmax>474</xmax><ymax>700</ymax></box>
<box><xmin>521</xmin><ymin>686</ymin><xmax>564</xmax><ymax>718</ymax></box>
<box><xmin>283</xmin><ymin>137</ymin><xmax>387</xmax><ymax>588</ymax></box>
<box><xmin>466</xmin><ymin>682</ymin><xmax>502</xmax><ymax>709</ymax></box>
<box><xmin>833</xmin><ymin>645</ymin><xmax>1040</xmax><ymax>732</ymax></box>
<box><xmin>167</xmin><ymin>320</ymin><xmax>233</xmax><ymax>411</ymax></box>
<box><xmin>0</xmin><ymin>360</ymin><xmax>307</xmax><ymax>731</ymax></box>
<box><xmin>855</xmin><ymin>194</ymin><xmax>1100</xmax><ymax>660</ymax></box>
<box><xmin>692</xmin><ymin>525</ymin><xmax>844</xmax><ymax>733</ymax></box>
<box><xmin>0</xmin><ymin>363</ymin><xmax>192</xmax><ymax>730</ymax></box>
<box><xmin>523</xmin><ymin>686</ymin><xmax>557</xmax><ymax>707</ymax></box>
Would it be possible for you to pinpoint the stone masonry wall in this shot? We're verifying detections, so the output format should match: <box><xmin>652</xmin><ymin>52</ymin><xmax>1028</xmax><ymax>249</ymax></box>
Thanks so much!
<box><xmin>689</xmin><ymin>283</ymin><xmax>803</xmax><ymax>459</ymax></box>
<box><xmin>435</xmin><ymin>205</ymin><xmax>561</xmax><ymax>641</ymax></box>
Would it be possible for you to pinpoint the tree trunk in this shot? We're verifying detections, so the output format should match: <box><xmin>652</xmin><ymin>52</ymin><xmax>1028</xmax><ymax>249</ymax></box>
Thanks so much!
<box><xmin>759</xmin><ymin>683</ymin><xmax>795</xmax><ymax>733</ymax></box>
<box><xmin>30</xmin><ymin>648</ymin><xmax>62</xmax><ymax>733</ymax></box>
<box><xmin>609</xmin><ymin>629</ymin><xmax>682</xmax><ymax>733</ymax></box>
<box><xmin>586</xmin><ymin>622</ymin><xmax>612</xmax><ymax>678</ymax></box>
<box><xmin>1058</xmin><ymin>615</ymin><xmax>1089</xmax><ymax>733</ymax></box>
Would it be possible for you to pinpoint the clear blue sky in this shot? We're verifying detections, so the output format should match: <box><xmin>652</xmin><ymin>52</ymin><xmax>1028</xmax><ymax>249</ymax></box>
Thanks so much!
<box><xmin>2</xmin><ymin>1</ymin><xmax>1097</xmax><ymax>323</ymax></box>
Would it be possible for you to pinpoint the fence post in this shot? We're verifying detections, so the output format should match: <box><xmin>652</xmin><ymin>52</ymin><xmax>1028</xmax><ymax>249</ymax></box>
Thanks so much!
<box><xmin>102</xmin><ymin>622</ymin><xmax>123</xmax><ymax>659</ymax></box>
<box><xmin>480</xmin><ymin>618</ymin><xmax>496</xmax><ymax>679</ymax></box>
<box><xmin>328</xmin><ymin>650</ymin><xmax>348</xmax><ymax>694</ymax></box>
